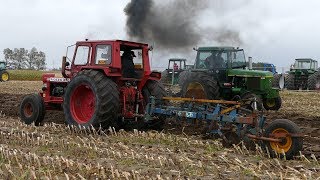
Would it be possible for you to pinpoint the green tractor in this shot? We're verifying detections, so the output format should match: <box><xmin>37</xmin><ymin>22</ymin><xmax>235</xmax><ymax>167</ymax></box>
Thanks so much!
<box><xmin>181</xmin><ymin>47</ymin><xmax>282</xmax><ymax>110</ymax></box>
<box><xmin>0</xmin><ymin>61</ymin><xmax>9</xmax><ymax>82</ymax></box>
<box><xmin>161</xmin><ymin>58</ymin><xmax>192</xmax><ymax>85</ymax></box>
<box><xmin>285</xmin><ymin>58</ymin><xmax>320</xmax><ymax>90</ymax></box>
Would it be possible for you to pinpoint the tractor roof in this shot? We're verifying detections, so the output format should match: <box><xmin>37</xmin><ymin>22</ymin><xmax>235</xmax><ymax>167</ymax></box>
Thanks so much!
<box><xmin>197</xmin><ymin>46</ymin><xmax>240</xmax><ymax>51</ymax></box>
<box><xmin>169</xmin><ymin>58</ymin><xmax>186</xmax><ymax>61</ymax></box>
<box><xmin>295</xmin><ymin>58</ymin><xmax>317</xmax><ymax>62</ymax></box>
<box><xmin>76</xmin><ymin>39</ymin><xmax>149</xmax><ymax>46</ymax></box>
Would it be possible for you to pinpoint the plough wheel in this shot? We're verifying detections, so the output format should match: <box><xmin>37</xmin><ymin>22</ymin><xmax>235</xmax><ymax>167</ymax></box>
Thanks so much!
<box><xmin>263</xmin><ymin>119</ymin><xmax>303</xmax><ymax>159</ymax></box>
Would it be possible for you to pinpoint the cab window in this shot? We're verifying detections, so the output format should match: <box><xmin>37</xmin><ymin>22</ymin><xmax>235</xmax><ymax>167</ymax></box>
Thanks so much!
<box><xmin>74</xmin><ymin>46</ymin><xmax>90</xmax><ymax>65</ymax></box>
<box><xmin>95</xmin><ymin>45</ymin><xmax>111</xmax><ymax>65</ymax></box>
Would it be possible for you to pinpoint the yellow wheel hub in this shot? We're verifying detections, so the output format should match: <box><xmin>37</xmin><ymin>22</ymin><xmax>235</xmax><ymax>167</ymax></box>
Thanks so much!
<box><xmin>266</xmin><ymin>98</ymin><xmax>276</xmax><ymax>108</ymax></box>
<box><xmin>1</xmin><ymin>72</ymin><xmax>9</xmax><ymax>81</ymax></box>
<box><xmin>270</xmin><ymin>128</ymin><xmax>292</xmax><ymax>153</ymax></box>
<box><xmin>185</xmin><ymin>82</ymin><xmax>206</xmax><ymax>99</ymax></box>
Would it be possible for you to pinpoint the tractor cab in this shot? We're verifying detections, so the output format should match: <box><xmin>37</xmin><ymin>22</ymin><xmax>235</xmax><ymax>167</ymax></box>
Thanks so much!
<box><xmin>292</xmin><ymin>58</ymin><xmax>318</xmax><ymax>71</ymax></box>
<box><xmin>62</xmin><ymin>40</ymin><xmax>158</xmax><ymax>83</ymax></box>
<box><xmin>0</xmin><ymin>61</ymin><xmax>6</xmax><ymax>70</ymax></box>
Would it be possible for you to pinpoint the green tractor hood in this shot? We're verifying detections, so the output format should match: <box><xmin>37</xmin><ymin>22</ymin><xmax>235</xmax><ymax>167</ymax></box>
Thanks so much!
<box><xmin>228</xmin><ymin>69</ymin><xmax>274</xmax><ymax>78</ymax></box>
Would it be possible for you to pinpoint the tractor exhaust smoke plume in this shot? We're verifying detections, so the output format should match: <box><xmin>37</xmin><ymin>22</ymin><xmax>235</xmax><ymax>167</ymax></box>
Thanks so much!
<box><xmin>124</xmin><ymin>0</ymin><xmax>206</xmax><ymax>50</ymax></box>
<box><xmin>124</xmin><ymin>0</ymin><xmax>243</xmax><ymax>50</ymax></box>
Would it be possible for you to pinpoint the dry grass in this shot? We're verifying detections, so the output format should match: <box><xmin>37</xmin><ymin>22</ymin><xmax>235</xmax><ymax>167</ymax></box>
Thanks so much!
<box><xmin>278</xmin><ymin>90</ymin><xmax>320</xmax><ymax>117</ymax></box>
<box><xmin>8</xmin><ymin>70</ymin><xmax>61</xmax><ymax>81</ymax></box>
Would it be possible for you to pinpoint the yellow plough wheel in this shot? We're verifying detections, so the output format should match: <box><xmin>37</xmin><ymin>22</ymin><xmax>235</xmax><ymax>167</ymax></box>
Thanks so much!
<box><xmin>269</xmin><ymin>128</ymin><xmax>292</xmax><ymax>153</ymax></box>
<box><xmin>1</xmin><ymin>71</ymin><xmax>9</xmax><ymax>82</ymax></box>
<box><xmin>264</xmin><ymin>119</ymin><xmax>303</xmax><ymax>159</ymax></box>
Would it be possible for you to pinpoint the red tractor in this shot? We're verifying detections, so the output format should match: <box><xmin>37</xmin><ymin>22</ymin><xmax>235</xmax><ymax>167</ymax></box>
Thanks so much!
<box><xmin>19</xmin><ymin>40</ymin><xmax>166</xmax><ymax>129</ymax></box>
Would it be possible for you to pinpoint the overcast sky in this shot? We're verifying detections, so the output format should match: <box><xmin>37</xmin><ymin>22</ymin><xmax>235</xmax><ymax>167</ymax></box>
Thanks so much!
<box><xmin>1</xmin><ymin>0</ymin><xmax>320</xmax><ymax>71</ymax></box>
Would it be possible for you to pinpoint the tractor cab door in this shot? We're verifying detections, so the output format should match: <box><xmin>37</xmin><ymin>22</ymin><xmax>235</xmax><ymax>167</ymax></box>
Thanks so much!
<box><xmin>71</xmin><ymin>43</ymin><xmax>91</xmax><ymax>77</ymax></box>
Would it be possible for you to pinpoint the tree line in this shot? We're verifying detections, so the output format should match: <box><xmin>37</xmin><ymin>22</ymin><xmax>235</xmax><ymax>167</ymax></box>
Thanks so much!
<box><xmin>3</xmin><ymin>47</ymin><xmax>46</xmax><ymax>70</ymax></box>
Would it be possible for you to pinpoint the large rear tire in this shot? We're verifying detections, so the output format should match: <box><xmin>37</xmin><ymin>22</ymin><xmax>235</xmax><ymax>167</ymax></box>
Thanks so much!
<box><xmin>285</xmin><ymin>74</ymin><xmax>296</xmax><ymax>90</ymax></box>
<box><xmin>181</xmin><ymin>72</ymin><xmax>220</xmax><ymax>99</ymax></box>
<box><xmin>177</xmin><ymin>71</ymin><xmax>190</xmax><ymax>86</ymax></box>
<box><xmin>263</xmin><ymin>119</ymin><xmax>303</xmax><ymax>159</ymax></box>
<box><xmin>307</xmin><ymin>71</ymin><xmax>320</xmax><ymax>90</ymax></box>
<box><xmin>63</xmin><ymin>70</ymin><xmax>119</xmax><ymax>129</ymax></box>
<box><xmin>142</xmin><ymin>80</ymin><xmax>167</xmax><ymax>130</ymax></box>
<box><xmin>19</xmin><ymin>94</ymin><xmax>45</xmax><ymax>126</ymax></box>
<box><xmin>160</xmin><ymin>70</ymin><xmax>170</xmax><ymax>84</ymax></box>
<box><xmin>272</xmin><ymin>74</ymin><xmax>281</xmax><ymax>88</ymax></box>
<box><xmin>0</xmin><ymin>70</ymin><xmax>9</xmax><ymax>82</ymax></box>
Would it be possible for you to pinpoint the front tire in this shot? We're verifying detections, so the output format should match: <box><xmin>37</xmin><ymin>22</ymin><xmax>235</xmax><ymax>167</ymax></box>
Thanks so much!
<box><xmin>19</xmin><ymin>94</ymin><xmax>45</xmax><ymax>125</ymax></box>
<box><xmin>0</xmin><ymin>71</ymin><xmax>9</xmax><ymax>82</ymax></box>
<box><xmin>63</xmin><ymin>70</ymin><xmax>120</xmax><ymax>129</ymax></box>
<box><xmin>263</xmin><ymin>97</ymin><xmax>282</xmax><ymax>111</ymax></box>
<box><xmin>263</xmin><ymin>119</ymin><xmax>303</xmax><ymax>159</ymax></box>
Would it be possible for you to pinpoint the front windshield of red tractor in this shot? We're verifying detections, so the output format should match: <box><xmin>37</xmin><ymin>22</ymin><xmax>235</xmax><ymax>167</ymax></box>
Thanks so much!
<box><xmin>66</xmin><ymin>44</ymin><xmax>76</xmax><ymax>63</ymax></box>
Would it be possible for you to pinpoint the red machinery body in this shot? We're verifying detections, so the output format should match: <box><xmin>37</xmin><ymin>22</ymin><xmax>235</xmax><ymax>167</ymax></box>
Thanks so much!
<box><xmin>40</xmin><ymin>40</ymin><xmax>161</xmax><ymax>118</ymax></box>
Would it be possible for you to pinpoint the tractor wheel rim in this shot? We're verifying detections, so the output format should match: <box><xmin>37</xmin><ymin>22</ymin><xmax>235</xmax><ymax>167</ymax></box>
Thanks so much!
<box><xmin>266</xmin><ymin>98</ymin><xmax>276</xmax><ymax>108</ymax></box>
<box><xmin>185</xmin><ymin>82</ymin><xmax>206</xmax><ymax>99</ymax></box>
<box><xmin>24</xmin><ymin>103</ymin><xmax>33</xmax><ymax>118</ymax></box>
<box><xmin>2</xmin><ymin>73</ymin><xmax>8</xmax><ymax>81</ymax></box>
<box><xmin>270</xmin><ymin>128</ymin><xmax>292</xmax><ymax>153</ymax></box>
<box><xmin>70</xmin><ymin>84</ymin><xmax>95</xmax><ymax>124</ymax></box>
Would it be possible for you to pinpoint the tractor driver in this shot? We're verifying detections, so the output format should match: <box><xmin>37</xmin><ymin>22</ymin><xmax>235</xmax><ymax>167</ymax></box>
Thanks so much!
<box><xmin>121</xmin><ymin>50</ymin><xmax>138</xmax><ymax>78</ymax></box>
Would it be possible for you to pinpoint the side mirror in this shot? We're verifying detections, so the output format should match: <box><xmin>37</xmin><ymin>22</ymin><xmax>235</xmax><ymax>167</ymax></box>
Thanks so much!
<box><xmin>148</xmin><ymin>46</ymin><xmax>153</xmax><ymax>51</ymax></box>
<box><xmin>65</xmin><ymin>61</ymin><xmax>70</xmax><ymax>67</ymax></box>
<box><xmin>193</xmin><ymin>47</ymin><xmax>198</xmax><ymax>51</ymax></box>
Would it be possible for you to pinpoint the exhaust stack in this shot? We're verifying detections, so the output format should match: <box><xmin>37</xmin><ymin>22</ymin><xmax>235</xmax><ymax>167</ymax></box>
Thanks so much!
<box><xmin>248</xmin><ymin>57</ymin><xmax>253</xmax><ymax>70</ymax></box>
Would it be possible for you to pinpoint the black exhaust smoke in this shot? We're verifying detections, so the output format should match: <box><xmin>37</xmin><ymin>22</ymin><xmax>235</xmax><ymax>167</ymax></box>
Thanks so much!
<box><xmin>124</xmin><ymin>0</ymin><xmax>243</xmax><ymax>53</ymax></box>
<box><xmin>124</xmin><ymin>0</ymin><xmax>207</xmax><ymax>50</ymax></box>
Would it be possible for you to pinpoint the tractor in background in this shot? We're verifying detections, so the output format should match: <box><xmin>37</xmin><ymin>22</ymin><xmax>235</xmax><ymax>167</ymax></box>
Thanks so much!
<box><xmin>19</xmin><ymin>40</ymin><xmax>166</xmax><ymax>129</ymax></box>
<box><xmin>181</xmin><ymin>47</ymin><xmax>282</xmax><ymax>110</ymax></box>
<box><xmin>161</xmin><ymin>58</ymin><xmax>193</xmax><ymax>86</ymax></box>
<box><xmin>285</xmin><ymin>58</ymin><xmax>320</xmax><ymax>90</ymax></box>
<box><xmin>0</xmin><ymin>61</ymin><xmax>9</xmax><ymax>82</ymax></box>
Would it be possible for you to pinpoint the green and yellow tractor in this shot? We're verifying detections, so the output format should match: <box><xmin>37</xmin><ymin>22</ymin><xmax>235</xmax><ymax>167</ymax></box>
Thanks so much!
<box><xmin>0</xmin><ymin>61</ymin><xmax>9</xmax><ymax>82</ymax></box>
<box><xmin>181</xmin><ymin>47</ymin><xmax>282</xmax><ymax>110</ymax></box>
<box><xmin>285</xmin><ymin>58</ymin><xmax>320</xmax><ymax>90</ymax></box>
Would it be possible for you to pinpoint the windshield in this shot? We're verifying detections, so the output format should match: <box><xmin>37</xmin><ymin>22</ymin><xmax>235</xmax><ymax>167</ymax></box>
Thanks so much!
<box><xmin>66</xmin><ymin>44</ymin><xmax>76</xmax><ymax>62</ymax></box>
<box><xmin>195</xmin><ymin>49</ymin><xmax>245</xmax><ymax>69</ymax></box>
<box><xmin>0</xmin><ymin>62</ymin><xmax>5</xmax><ymax>69</ymax></box>
<box><xmin>294</xmin><ymin>60</ymin><xmax>311</xmax><ymax>69</ymax></box>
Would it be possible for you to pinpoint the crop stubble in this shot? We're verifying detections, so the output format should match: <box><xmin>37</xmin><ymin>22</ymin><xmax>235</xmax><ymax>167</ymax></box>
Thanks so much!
<box><xmin>0</xmin><ymin>81</ymin><xmax>319</xmax><ymax>178</ymax></box>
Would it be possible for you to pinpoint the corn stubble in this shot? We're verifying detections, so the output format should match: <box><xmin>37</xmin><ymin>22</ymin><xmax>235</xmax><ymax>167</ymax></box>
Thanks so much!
<box><xmin>0</xmin><ymin>117</ymin><xmax>316</xmax><ymax>179</ymax></box>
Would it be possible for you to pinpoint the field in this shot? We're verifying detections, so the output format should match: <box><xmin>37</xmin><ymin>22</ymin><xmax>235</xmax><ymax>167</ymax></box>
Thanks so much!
<box><xmin>0</xmin><ymin>81</ymin><xmax>320</xmax><ymax>179</ymax></box>
<box><xmin>7</xmin><ymin>70</ymin><xmax>61</xmax><ymax>81</ymax></box>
